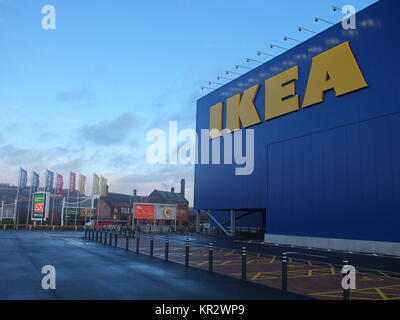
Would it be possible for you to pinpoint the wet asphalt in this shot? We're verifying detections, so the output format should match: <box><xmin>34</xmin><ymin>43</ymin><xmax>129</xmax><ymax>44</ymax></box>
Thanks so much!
<box><xmin>0</xmin><ymin>231</ymin><xmax>309</xmax><ymax>300</ymax></box>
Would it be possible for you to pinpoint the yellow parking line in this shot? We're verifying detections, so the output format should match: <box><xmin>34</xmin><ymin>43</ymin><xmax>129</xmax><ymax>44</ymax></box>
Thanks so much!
<box><xmin>269</xmin><ymin>256</ymin><xmax>276</xmax><ymax>264</ymax></box>
<box><xmin>377</xmin><ymin>271</ymin><xmax>391</xmax><ymax>278</ymax></box>
<box><xmin>375</xmin><ymin>288</ymin><xmax>389</xmax><ymax>300</ymax></box>
<box><xmin>251</xmin><ymin>272</ymin><xmax>263</xmax><ymax>281</ymax></box>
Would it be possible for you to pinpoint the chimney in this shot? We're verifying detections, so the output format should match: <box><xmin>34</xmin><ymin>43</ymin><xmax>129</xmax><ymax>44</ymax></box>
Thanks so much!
<box><xmin>171</xmin><ymin>187</ymin><xmax>175</xmax><ymax>193</ymax></box>
<box><xmin>133</xmin><ymin>189</ymin><xmax>137</xmax><ymax>197</ymax></box>
<box><xmin>181</xmin><ymin>179</ymin><xmax>185</xmax><ymax>197</ymax></box>
<box><xmin>180</xmin><ymin>179</ymin><xmax>185</xmax><ymax>197</ymax></box>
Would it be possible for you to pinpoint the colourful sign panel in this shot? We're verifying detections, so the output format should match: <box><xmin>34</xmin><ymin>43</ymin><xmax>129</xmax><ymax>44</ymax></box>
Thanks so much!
<box><xmin>155</xmin><ymin>205</ymin><xmax>177</xmax><ymax>220</ymax></box>
<box><xmin>134</xmin><ymin>204</ymin><xmax>155</xmax><ymax>219</ymax></box>
<box><xmin>32</xmin><ymin>193</ymin><xmax>47</xmax><ymax>221</ymax></box>
<box><xmin>64</xmin><ymin>208</ymin><xmax>96</xmax><ymax>219</ymax></box>
<box><xmin>134</xmin><ymin>204</ymin><xmax>177</xmax><ymax>220</ymax></box>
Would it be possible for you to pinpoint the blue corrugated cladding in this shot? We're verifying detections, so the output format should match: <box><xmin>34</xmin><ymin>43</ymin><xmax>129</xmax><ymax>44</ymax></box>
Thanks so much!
<box><xmin>194</xmin><ymin>0</ymin><xmax>400</xmax><ymax>242</ymax></box>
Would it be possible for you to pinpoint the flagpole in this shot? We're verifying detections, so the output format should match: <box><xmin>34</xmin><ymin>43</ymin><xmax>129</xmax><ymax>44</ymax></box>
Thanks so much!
<box><xmin>74</xmin><ymin>175</ymin><xmax>79</xmax><ymax>227</ymax></box>
<box><xmin>15</xmin><ymin>168</ymin><xmax>21</xmax><ymax>230</ymax></box>
<box><xmin>93</xmin><ymin>173</ymin><xmax>99</xmax><ymax>227</ymax></box>
<box><xmin>51</xmin><ymin>189</ymin><xmax>56</xmax><ymax>227</ymax></box>
<box><xmin>26</xmin><ymin>173</ymin><xmax>33</xmax><ymax>229</ymax></box>
<box><xmin>61</xmin><ymin>197</ymin><xmax>65</xmax><ymax>226</ymax></box>
<box><xmin>74</xmin><ymin>194</ymin><xmax>79</xmax><ymax>227</ymax></box>
<box><xmin>41</xmin><ymin>172</ymin><xmax>45</xmax><ymax>226</ymax></box>
<box><xmin>65</xmin><ymin>186</ymin><xmax>70</xmax><ymax>227</ymax></box>
<box><xmin>95</xmin><ymin>196</ymin><xmax>98</xmax><ymax>227</ymax></box>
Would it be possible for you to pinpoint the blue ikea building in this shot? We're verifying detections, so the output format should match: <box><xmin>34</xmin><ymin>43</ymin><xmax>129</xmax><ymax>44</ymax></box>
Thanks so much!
<box><xmin>194</xmin><ymin>0</ymin><xmax>400</xmax><ymax>255</ymax></box>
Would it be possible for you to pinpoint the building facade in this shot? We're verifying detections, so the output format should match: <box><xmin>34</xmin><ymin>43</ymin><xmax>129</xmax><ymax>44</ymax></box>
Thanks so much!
<box><xmin>97</xmin><ymin>179</ymin><xmax>189</xmax><ymax>226</ymax></box>
<box><xmin>194</xmin><ymin>0</ymin><xmax>400</xmax><ymax>255</ymax></box>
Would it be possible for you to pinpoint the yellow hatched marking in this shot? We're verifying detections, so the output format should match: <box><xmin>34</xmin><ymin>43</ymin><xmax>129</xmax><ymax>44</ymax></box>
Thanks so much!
<box><xmin>375</xmin><ymin>288</ymin><xmax>388</xmax><ymax>300</ymax></box>
<box><xmin>377</xmin><ymin>271</ymin><xmax>391</xmax><ymax>278</ymax></box>
<box><xmin>311</xmin><ymin>285</ymin><xmax>400</xmax><ymax>301</ymax></box>
<box><xmin>269</xmin><ymin>256</ymin><xmax>276</xmax><ymax>264</ymax></box>
<box><xmin>250</xmin><ymin>272</ymin><xmax>264</xmax><ymax>281</ymax></box>
<box><xmin>360</xmin><ymin>276</ymin><xmax>385</xmax><ymax>282</ymax></box>
<box><xmin>223</xmin><ymin>250</ymin><xmax>236</xmax><ymax>256</ymax></box>
<box><xmin>218</xmin><ymin>260</ymin><xmax>233</xmax><ymax>266</ymax></box>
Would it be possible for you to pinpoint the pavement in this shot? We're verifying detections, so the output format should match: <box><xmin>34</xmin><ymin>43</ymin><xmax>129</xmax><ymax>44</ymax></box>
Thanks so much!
<box><xmin>0</xmin><ymin>231</ymin><xmax>309</xmax><ymax>300</ymax></box>
<box><xmin>135</xmin><ymin>233</ymin><xmax>400</xmax><ymax>300</ymax></box>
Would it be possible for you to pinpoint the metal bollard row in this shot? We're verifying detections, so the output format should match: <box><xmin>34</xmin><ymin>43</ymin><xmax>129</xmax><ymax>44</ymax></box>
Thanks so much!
<box><xmin>209</xmin><ymin>243</ymin><xmax>213</xmax><ymax>272</ymax></box>
<box><xmin>185</xmin><ymin>238</ymin><xmax>190</xmax><ymax>267</ymax></box>
<box><xmin>165</xmin><ymin>236</ymin><xmax>169</xmax><ymax>261</ymax></box>
<box><xmin>242</xmin><ymin>247</ymin><xmax>247</xmax><ymax>281</ymax></box>
<box><xmin>83</xmin><ymin>227</ymin><xmax>358</xmax><ymax>301</ymax></box>
<box><xmin>282</xmin><ymin>252</ymin><xmax>288</xmax><ymax>294</ymax></box>
<box><xmin>150</xmin><ymin>235</ymin><xmax>154</xmax><ymax>257</ymax></box>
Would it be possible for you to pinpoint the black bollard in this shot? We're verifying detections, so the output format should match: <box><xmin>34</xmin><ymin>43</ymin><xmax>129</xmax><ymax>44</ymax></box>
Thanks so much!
<box><xmin>282</xmin><ymin>252</ymin><xmax>288</xmax><ymax>294</ymax></box>
<box><xmin>150</xmin><ymin>235</ymin><xmax>154</xmax><ymax>257</ymax></box>
<box><xmin>125</xmin><ymin>234</ymin><xmax>129</xmax><ymax>250</ymax></box>
<box><xmin>114</xmin><ymin>233</ymin><xmax>118</xmax><ymax>247</ymax></box>
<box><xmin>109</xmin><ymin>231</ymin><xmax>113</xmax><ymax>246</ymax></box>
<box><xmin>84</xmin><ymin>227</ymin><xmax>88</xmax><ymax>239</ymax></box>
<box><xmin>209</xmin><ymin>243</ymin><xmax>213</xmax><ymax>272</ymax></box>
<box><xmin>104</xmin><ymin>230</ymin><xmax>108</xmax><ymax>244</ymax></box>
<box><xmin>136</xmin><ymin>233</ymin><xmax>140</xmax><ymax>253</ymax></box>
<box><xmin>242</xmin><ymin>247</ymin><xmax>247</xmax><ymax>281</ymax></box>
<box><xmin>99</xmin><ymin>230</ymin><xmax>103</xmax><ymax>243</ymax></box>
<box><xmin>165</xmin><ymin>236</ymin><xmax>169</xmax><ymax>261</ymax></box>
<box><xmin>185</xmin><ymin>238</ymin><xmax>190</xmax><ymax>267</ymax></box>
<box><xmin>342</xmin><ymin>260</ymin><xmax>350</xmax><ymax>300</ymax></box>
<box><xmin>96</xmin><ymin>229</ymin><xmax>99</xmax><ymax>242</ymax></box>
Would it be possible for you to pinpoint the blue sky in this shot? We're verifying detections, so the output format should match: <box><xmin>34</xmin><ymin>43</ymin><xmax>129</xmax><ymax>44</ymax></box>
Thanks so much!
<box><xmin>0</xmin><ymin>0</ymin><xmax>377</xmax><ymax>204</ymax></box>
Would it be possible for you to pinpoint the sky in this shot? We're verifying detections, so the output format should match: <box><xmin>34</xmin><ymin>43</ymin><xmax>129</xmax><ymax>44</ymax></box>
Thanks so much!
<box><xmin>0</xmin><ymin>0</ymin><xmax>377</xmax><ymax>205</ymax></box>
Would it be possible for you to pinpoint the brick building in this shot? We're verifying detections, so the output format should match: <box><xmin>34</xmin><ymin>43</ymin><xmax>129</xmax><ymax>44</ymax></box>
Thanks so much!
<box><xmin>96</xmin><ymin>179</ymin><xmax>189</xmax><ymax>226</ymax></box>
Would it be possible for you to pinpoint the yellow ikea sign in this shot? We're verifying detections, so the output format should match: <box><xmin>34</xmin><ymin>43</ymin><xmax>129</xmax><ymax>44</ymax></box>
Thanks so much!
<box><xmin>209</xmin><ymin>41</ymin><xmax>368</xmax><ymax>138</ymax></box>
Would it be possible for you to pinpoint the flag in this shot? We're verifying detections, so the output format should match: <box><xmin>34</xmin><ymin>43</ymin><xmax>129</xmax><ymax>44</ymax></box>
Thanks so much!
<box><xmin>45</xmin><ymin>169</ymin><xmax>54</xmax><ymax>192</ymax></box>
<box><xmin>32</xmin><ymin>171</ymin><xmax>40</xmax><ymax>193</ymax></box>
<box><xmin>100</xmin><ymin>176</ymin><xmax>108</xmax><ymax>197</ymax></box>
<box><xmin>78</xmin><ymin>174</ymin><xmax>86</xmax><ymax>196</ymax></box>
<box><xmin>55</xmin><ymin>173</ymin><xmax>64</xmax><ymax>195</ymax></box>
<box><xmin>92</xmin><ymin>173</ymin><xmax>100</xmax><ymax>196</ymax></box>
<box><xmin>69</xmin><ymin>172</ymin><xmax>76</xmax><ymax>194</ymax></box>
<box><xmin>18</xmin><ymin>168</ymin><xmax>28</xmax><ymax>190</ymax></box>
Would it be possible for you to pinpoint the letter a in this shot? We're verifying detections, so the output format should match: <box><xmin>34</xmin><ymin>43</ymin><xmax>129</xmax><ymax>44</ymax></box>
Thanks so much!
<box><xmin>302</xmin><ymin>41</ymin><xmax>368</xmax><ymax>108</ymax></box>
<box><xmin>42</xmin><ymin>5</ymin><xmax>56</xmax><ymax>30</ymax></box>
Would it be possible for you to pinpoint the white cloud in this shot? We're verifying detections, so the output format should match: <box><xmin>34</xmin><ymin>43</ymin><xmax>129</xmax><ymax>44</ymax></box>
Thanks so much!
<box><xmin>78</xmin><ymin>112</ymin><xmax>138</xmax><ymax>146</ymax></box>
